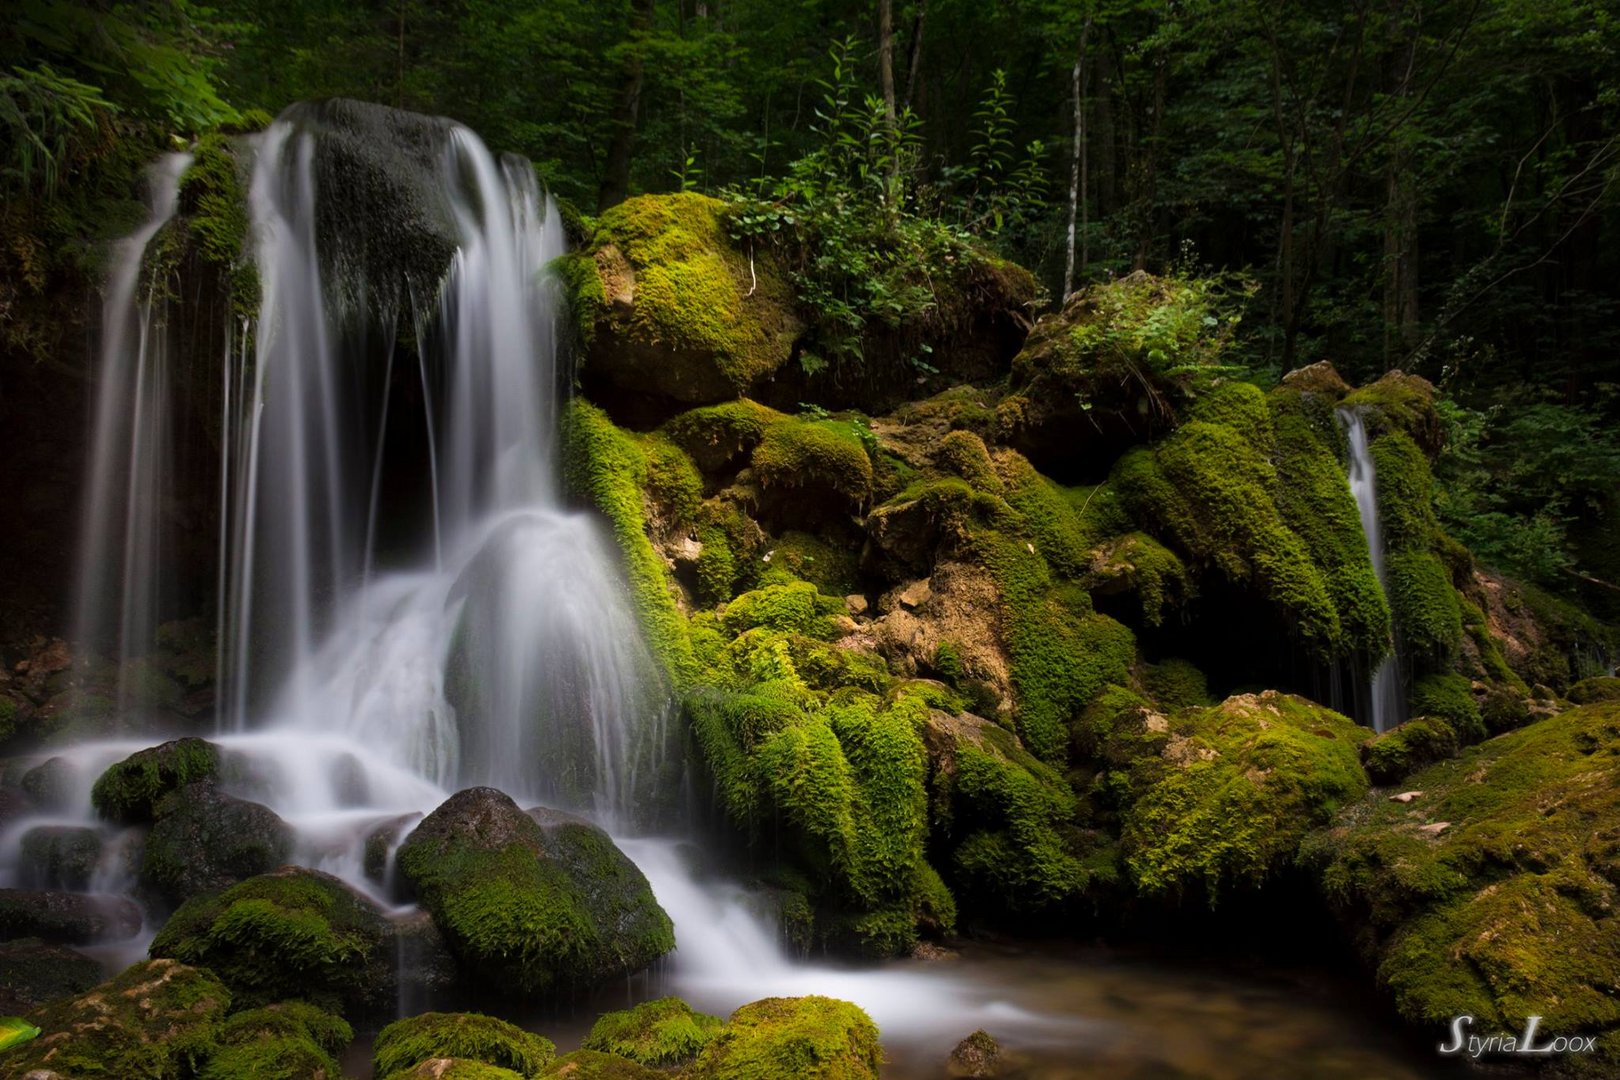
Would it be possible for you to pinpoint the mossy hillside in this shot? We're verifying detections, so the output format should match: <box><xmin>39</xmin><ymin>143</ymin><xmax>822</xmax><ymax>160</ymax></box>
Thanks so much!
<box><xmin>1106</xmin><ymin>692</ymin><xmax>1370</xmax><ymax>902</ymax></box>
<box><xmin>4</xmin><ymin>959</ymin><xmax>230</xmax><ymax>1079</ymax></box>
<box><xmin>149</xmin><ymin>866</ymin><xmax>393</xmax><ymax>1016</ymax></box>
<box><xmin>1364</xmin><ymin>430</ymin><xmax>1465</xmax><ymax>665</ymax></box>
<box><xmin>757</xmin><ymin>531</ymin><xmax>861</xmax><ymax>598</ymax></box>
<box><xmin>574</xmin><ymin>193</ymin><xmax>801</xmax><ymax>402</ymax></box>
<box><xmin>199</xmin><ymin>1001</ymin><xmax>353</xmax><ymax>1080</ymax></box>
<box><xmin>1303</xmin><ymin>703</ymin><xmax>1620</xmax><ymax>1064</ymax></box>
<box><xmin>1569</xmin><ymin>676</ymin><xmax>1620</xmax><ymax>704</ymax></box>
<box><xmin>690</xmin><ymin>996</ymin><xmax>882</xmax><ymax>1080</ymax></box>
<box><xmin>561</xmin><ymin>399</ymin><xmax>698</xmax><ymax>687</ymax></box>
<box><xmin>371</xmin><ymin>1012</ymin><xmax>556</xmax><ymax>1079</ymax></box>
<box><xmin>582</xmin><ymin>996</ymin><xmax>723</xmax><ymax>1067</ymax></box>
<box><xmin>661</xmin><ymin>399</ymin><xmax>783</xmax><ymax>473</ymax></box>
<box><xmin>751</xmin><ymin>413</ymin><xmax>875</xmax><ymax>506</ymax></box>
<box><xmin>91</xmin><ymin>736</ymin><xmax>220</xmax><ymax>823</ymax></box>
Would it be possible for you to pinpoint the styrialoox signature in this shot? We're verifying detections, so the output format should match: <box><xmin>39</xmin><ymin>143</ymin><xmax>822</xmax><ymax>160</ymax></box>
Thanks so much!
<box><xmin>1439</xmin><ymin>1016</ymin><xmax>1598</xmax><ymax>1059</ymax></box>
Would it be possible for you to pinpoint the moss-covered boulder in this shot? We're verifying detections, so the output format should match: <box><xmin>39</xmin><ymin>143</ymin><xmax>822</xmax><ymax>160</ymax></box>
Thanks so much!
<box><xmin>371</xmin><ymin>1012</ymin><xmax>555</xmax><ymax>1079</ymax></box>
<box><xmin>2</xmin><ymin>959</ymin><xmax>230</xmax><ymax>1078</ymax></box>
<box><xmin>0</xmin><ymin>939</ymin><xmax>103</xmax><ymax>1013</ymax></box>
<box><xmin>582</xmin><ymin>996</ymin><xmax>723</xmax><ymax>1067</ymax></box>
<box><xmin>90</xmin><ymin>737</ymin><xmax>220</xmax><ymax>823</ymax></box>
<box><xmin>198</xmin><ymin>1001</ymin><xmax>353</xmax><ymax>1080</ymax></box>
<box><xmin>1303</xmin><ymin>702</ymin><xmax>1620</xmax><ymax>1071</ymax></box>
<box><xmin>395</xmin><ymin>788</ymin><xmax>673</xmax><ymax>996</ymax></box>
<box><xmin>566</xmin><ymin>193</ymin><xmax>801</xmax><ymax>405</ymax></box>
<box><xmin>140</xmin><ymin>781</ymin><xmax>294</xmax><ymax>906</ymax></box>
<box><xmin>148</xmin><ymin>866</ymin><xmax>394</xmax><ymax>1016</ymax></box>
<box><xmin>0</xmin><ymin>888</ymin><xmax>142</xmax><ymax>944</ymax></box>
<box><xmin>538</xmin><ymin>1050</ymin><xmax>662</xmax><ymax>1078</ymax></box>
<box><xmin>1360</xmin><ymin>717</ymin><xmax>1459</xmax><ymax>786</ymax></box>
<box><xmin>382</xmin><ymin>1063</ymin><xmax>525</xmax><ymax>1080</ymax></box>
<box><xmin>1568</xmin><ymin>675</ymin><xmax>1620</xmax><ymax>705</ymax></box>
<box><xmin>1099</xmin><ymin>692</ymin><xmax>1370</xmax><ymax>901</ymax></box>
<box><xmin>689</xmin><ymin>996</ymin><xmax>882</xmax><ymax>1080</ymax></box>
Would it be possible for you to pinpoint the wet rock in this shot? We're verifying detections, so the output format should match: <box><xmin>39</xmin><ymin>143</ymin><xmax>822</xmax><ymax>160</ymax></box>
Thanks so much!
<box><xmin>1389</xmin><ymin>790</ymin><xmax>1423</xmax><ymax>803</ymax></box>
<box><xmin>390</xmin><ymin>908</ymin><xmax>463</xmax><ymax>1008</ymax></box>
<box><xmin>1279</xmin><ymin>360</ymin><xmax>1352</xmax><ymax>397</ymax></box>
<box><xmin>139</xmin><ymin>780</ymin><xmax>293</xmax><ymax>906</ymax></box>
<box><xmin>2</xmin><ymin>959</ymin><xmax>229</xmax><ymax>1078</ymax></box>
<box><xmin>0</xmin><ymin>888</ymin><xmax>141</xmax><ymax>944</ymax></box>
<box><xmin>0</xmin><ymin>939</ymin><xmax>103</xmax><ymax>1013</ymax></box>
<box><xmin>150</xmin><ymin>865</ymin><xmax>394</xmax><ymax>1016</ymax></box>
<box><xmin>18</xmin><ymin>826</ymin><xmax>102</xmax><ymax>891</ymax></box>
<box><xmin>19</xmin><ymin>757</ymin><xmax>76</xmax><ymax>811</ymax></box>
<box><xmin>396</xmin><ymin>788</ymin><xmax>673</xmax><ymax>997</ymax></box>
<box><xmin>363</xmin><ymin>811</ymin><xmax>423</xmax><ymax>889</ymax></box>
<box><xmin>91</xmin><ymin>736</ymin><xmax>220</xmax><ymax>823</ymax></box>
<box><xmin>947</xmin><ymin>1029</ymin><xmax>1003</xmax><ymax>1078</ymax></box>
<box><xmin>844</xmin><ymin>594</ymin><xmax>869</xmax><ymax>617</ymax></box>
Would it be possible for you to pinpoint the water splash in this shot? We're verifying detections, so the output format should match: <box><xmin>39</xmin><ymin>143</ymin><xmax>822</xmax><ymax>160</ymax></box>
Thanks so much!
<box><xmin>1338</xmin><ymin>408</ymin><xmax>1404</xmax><ymax>733</ymax></box>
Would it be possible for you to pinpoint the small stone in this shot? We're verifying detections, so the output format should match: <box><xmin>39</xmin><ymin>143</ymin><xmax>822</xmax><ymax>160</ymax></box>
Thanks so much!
<box><xmin>897</xmin><ymin>580</ymin><xmax>932</xmax><ymax>610</ymax></box>
<box><xmin>1419</xmin><ymin>821</ymin><xmax>1450</xmax><ymax>834</ymax></box>
<box><xmin>845</xmin><ymin>594</ymin><xmax>870</xmax><ymax>616</ymax></box>
<box><xmin>1389</xmin><ymin>790</ymin><xmax>1423</xmax><ymax>803</ymax></box>
<box><xmin>948</xmin><ymin>1030</ymin><xmax>1001</xmax><ymax>1078</ymax></box>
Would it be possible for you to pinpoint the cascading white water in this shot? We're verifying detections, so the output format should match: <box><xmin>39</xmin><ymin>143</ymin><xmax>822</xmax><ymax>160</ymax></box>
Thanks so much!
<box><xmin>73</xmin><ymin>153</ymin><xmax>192</xmax><ymax>711</ymax></box>
<box><xmin>1339</xmin><ymin>408</ymin><xmax>1404</xmax><ymax>733</ymax></box>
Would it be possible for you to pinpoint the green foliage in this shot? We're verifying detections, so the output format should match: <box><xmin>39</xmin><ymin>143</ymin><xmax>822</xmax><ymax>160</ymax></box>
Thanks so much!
<box><xmin>372</xmin><ymin>1013</ymin><xmax>555</xmax><ymax>1079</ymax></box>
<box><xmin>690</xmin><ymin>996</ymin><xmax>882</xmax><ymax>1080</ymax></box>
<box><xmin>149</xmin><ymin>868</ymin><xmax>389</xmax><ymax>1015</ymax></box>
<box><xmin>0</xmin><ymin>64</ymin><xmax>115</xmax><ymax>197</ymax></box>
<box><xmin>536</xmin><ymin>1051</ymin><xmax>659</xmax><ymax>1079</ymax></box>
<box><xmin>91</xmin><ymin>737</ymin><xmax>220</xmax><ymax>823</ymax></box>
<box><xmin>582</xmin><ymin>997</ymin><xmax>723</xmax><ymax>1067</ymax></box>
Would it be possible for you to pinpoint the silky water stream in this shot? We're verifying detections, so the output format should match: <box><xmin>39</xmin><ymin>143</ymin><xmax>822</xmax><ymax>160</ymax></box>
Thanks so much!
<box><xmin>1</xmin><ymin>103</ymin><xmax>1456</xmax><ymax>1078</ymax></box>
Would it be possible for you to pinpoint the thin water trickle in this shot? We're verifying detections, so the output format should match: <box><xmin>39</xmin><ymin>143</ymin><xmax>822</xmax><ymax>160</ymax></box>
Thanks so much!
<box><xmin>1339</xmin><ymin>407</ymin><xmax>1405</xmax><ymax>734</ymax></box>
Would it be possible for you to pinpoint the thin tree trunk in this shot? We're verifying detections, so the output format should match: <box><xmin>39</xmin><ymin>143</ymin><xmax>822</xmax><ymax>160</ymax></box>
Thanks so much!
<box><xmin>395</xmin><ymin>2</ymin><xmax>406</xmax><ymax>109</ymax></box>
<box><xmin>1382</xmin><ymin>0</ymin><xmax>1420</xmax><ymax>363</ymax></box>
<box><xmin>1095</xmin><ymin>45</ymin><xmax>1116</xmax><ymax>216</ymax></box>
<box><xmin>1064</xmin><ymin>18</ymin><xmax>1092</xmax><ymax>301</ymax></box>
<box><xmin>903</xmin><ymin>1</ymin><xmax>927</xmax><ymax>112</ymax></box>
<box><xmin>878</xmin><ymin>0</ymin><xmax>897</xmax><ymax>124</ymax></box>
<box><xmin>598</xmin><ymin>0</ymin><xmax>657</xmax><ymax>212</ymax></box>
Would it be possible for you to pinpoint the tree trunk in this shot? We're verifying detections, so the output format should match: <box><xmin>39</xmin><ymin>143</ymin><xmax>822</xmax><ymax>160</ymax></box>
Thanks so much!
<box><xmin>1094</xmin><ymin>45</ymin><xmax>1117</xmax><ymax>216</ymax></box>
<box><xmin>903</xmin><ymin>1</ymin><xmax>927</xmax><ymax>112</ymax></box>
<box><xmin>597</xmin><ymin>0</ymin><xmax>657</xmax><ymax>212</ymax></box>
<box><xmin>1382</xmin><ymin>0</ymin><xmax>1420</xmax><ymax>363</ymax></box>
<box><xmin>1064</xmin><ymin>18</ymin><xmax>1092</xmax><ymax>301</ymax></box>
<box><xmin>878</xmin><ymin>0</ymin><xmax>897</xmax><ymax>124</ymax></box>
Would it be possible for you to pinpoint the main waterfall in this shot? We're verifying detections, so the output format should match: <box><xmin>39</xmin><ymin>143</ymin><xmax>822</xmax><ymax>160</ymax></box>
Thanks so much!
<box><xmin>1339</xmin><ymin>407</ymin><xmax>1404</xmax><ymax>734</ymax></box>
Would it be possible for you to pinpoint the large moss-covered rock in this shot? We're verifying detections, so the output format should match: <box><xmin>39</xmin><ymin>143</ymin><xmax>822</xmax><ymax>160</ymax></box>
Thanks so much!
<box><xmin>371</xmin><ymin>1012</ymin><xmax>555</xmax><ymax>1079</ymax></box>
<box><xmin>90</xmin><ymin>737</ymin><xmax>220</xmax><ymax>823</ymax></box>
<box><xmin>0</xmin><ymin>939</ymin><xmax>103</xmax><ymax>1013</ymax></box>
<box><xmin>1097</xmin><ymin>692</ymin><xmax>1370</xmax><ymax>901</ymax></box>
<box><xmin>582</xmin><ymin>996</ymin><xmax>723</xmax><ymax>1067</ymax></box>
<box><xmin>148</xmin><ymin>866</ymin><xmax>394</xmax><ymax>1016</ymax></box>
<box><xmin>1</xmin><ymin>959</ymin><xmax>230</xmax><ymax>1079</ymax></box>
<box><xmin>0</xmin><ymin>888</ymin><xmax>141</xmax><ymax>944</ymax></box>
<box><xmin>1303</xmin><ymin>702</ymin><xmax>1620</xmax><ymax>1072</ymax></box>
<box><xmin>140</xmin><ymin>781</ymin><xmax>294</xmax><ymax>905</ymax></box>
<box><xmin>395</xmin><ymin>788</ymin><xmax>672</xmax><ymax>996</ymax></box>
<box><xmin>198</xmin><ymin>1000</ymin><xmax>352</xmax><ymax>1080</ymax></box>
<box><xmin>689</xmin><ymin>996</ymin><xmax>882</xmax><ymax>1080</ymax></box>
<box><xmin>566</xmin><ymin>193</ymin><xmax>801</xmax><ymax>405</ymax></box>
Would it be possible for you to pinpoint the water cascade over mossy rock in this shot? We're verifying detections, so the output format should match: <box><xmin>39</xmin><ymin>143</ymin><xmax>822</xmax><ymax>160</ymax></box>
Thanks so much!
<box><xmin>395</xmin><ymin>788</ymin><xmax>673</xmax><ymax>996</ymax></box>
<box><xmin>564</xmin><ymin>193</ymin><xmax>802</xmax><ymax>407</ymax></box>
<box><xmin>581</xmin><ymin>996</ymin><xmax>724</xmax><ymax>1067</ymax></box>
<box><xmin>0</xmin><ymin>958</ymin><xmax>231</xmax><ymax>1079</ymax></box>
<box><xmin>371</xmin><ymin>1012</ymin><xmax>556</xmax><ymax>1079</ymax></box>
<box><xmin>689</xmin><ymin>996</ymin><xmax>882</xmax><ymax>1080</ymax></box>
<box><xmin>1302</xmin><ymin>702</ymin><xmax>1620</xmax><ymax>1072</ymax></box>
<box><xmin>148</xmin><ymin>866</ymin><xmax>394</xmax><ymax>1016</ymax></box>
<box><xmin>90</xmin><ymin>736</ymin><xmax>220</xmax><ymax>823</ymax></box>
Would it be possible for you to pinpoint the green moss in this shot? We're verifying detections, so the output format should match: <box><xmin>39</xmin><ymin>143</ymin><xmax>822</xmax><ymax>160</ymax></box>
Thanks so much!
<box><xmin>662</xmin><ymin>400</ymin><xmax>784</xmax><ymax>473</ymax></box>
<box><xmin>1142</xmin><ymin>659</ymin><xmax>1212</xmax><ymax>711</ymax></box>
<box><xmin>1084</xmin><ymin>532</ymin><xmax>1193</xmax><ymax>628</ymax></box>
<box><xmin>1361</xmin><ymin>718</ymin><xmax>1460</xmax><ymax>786</ymax></box>
<box><xmin>1569</xmin><ymin>676</ymin><xmax>1620</xmax><ymax>705</ymax></box>
<box><xmin>936</xmin><ymin>430</ymin><xmax>1002</xmax><ymax>495</ymax></box>
<box><xmin>759</xmin><ymin>532</ymin><xmax>861</xmax><ymax>597</ymax></box>
<box><xmin>372</xmin><ymin>1013</ymin><xmax>555</xmax><ymax>1079</ymax></box>
<box><xmin>149</xmin><ymin>867</ymin><xmax>391</xmax><ymax>1015</ymax></box>
<box><xmin>5</xmin><ymin>959</ymin><xmax>230</xmax><ymax>1079</ymax></box>
<box><xmin>1368</xmin><ymin>433</ymin><xmax>1438</xmax><ymax>555</ymax></box>
<box><xmin>1340</xmin><ymin>372</ymin><xmax>1442</xmax><ymax>453</ymax></box>
<box><xmin>561</xmin><ymin>399</ymin><xmax>697</xmax><ymax>687</ymax></box>
<box><xmin>582</xmin><ymin>997</ymin><xmax>723</xmax><ymax>1067</ymax></box>
<box><xmin>691</xmin><ymin>996</ymin><xmax>882</xmax><ymax>1080</ymax></box>
<box><xmin>752</xmin><ymin>417</ymin><xmax>874</xmax><ymax>505</ymax></box>
<box><xmin>1304</xmin><ymin>703</ymin><xmax>1620</xmax><ymax>1050</ymax></box>
<box><xmin>200</xmin><ymin>1001</ymin><xmax>352</xmax><ymax>1080</ymax></box>
<box><xmin>537</xmin><ymin>1050</ymin><xmax>661</xmax><ymax>1079</ymax></box>
<box><xmin>1118</xmin><ymin>693</ymin><xmax>1369</xmax><ymax>902</ymax></box>
<box><xmin>1189</xmin><ymin>381</ymin><xmax>1276</xmax><ymax>457</ymax></box>
<box><xmin>179</xmin><ymin>134</ymin><xmax>257</xmax><ymax>318</ymax></box>
<box><xmin>643</xmin><ymin>434</ymin><xmax>704</xmax><ymax>526</ymax></box>
<box><xmin>1409</xmin><ymin>673</ymin><xmax>1483</xmax><ymax>743</ymax></box>
<box><xmin>1386</xmin><ymin>551</ymin><xmax>1463</xmax><ymax>660</ymax></box>
<box><xmin>551</xmin><ymin>251</ymin><xmax>607</xmax><ymax>346</ymax></box>
<box><xmin>722</xmin><ymin>582</ymin><xmax>845</xmax><ymax>638</ymax></box>
<box><xmin>91</xmin><ymin>737</ymin><xmax>221</xmax><ymax>823</ymax></box>
<box><xmin>997</xmin><ymin>453</ymin><xmax>1093</xmax><ymax>578</ymax></box>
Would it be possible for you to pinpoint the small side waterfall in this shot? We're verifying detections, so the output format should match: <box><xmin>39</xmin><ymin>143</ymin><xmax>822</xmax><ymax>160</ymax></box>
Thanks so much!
<box><xmin>1339</xmin><ymin>408</ymin><xmax>1404</xmax><ymax>733</ymax></box>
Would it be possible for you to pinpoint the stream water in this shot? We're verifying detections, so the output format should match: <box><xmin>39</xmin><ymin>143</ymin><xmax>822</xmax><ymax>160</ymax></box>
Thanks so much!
<box><xmin>0</xmin><ymin>103</ymin><xmax>1457</xmax><ymax>1077</ymax></box>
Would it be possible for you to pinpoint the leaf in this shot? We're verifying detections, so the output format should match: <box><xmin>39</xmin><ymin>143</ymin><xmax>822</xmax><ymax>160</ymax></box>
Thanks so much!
<box><xmin>0</xmin><ymin>1017</ymin><xmax>42</xmax><ymax>1051</ymax></box>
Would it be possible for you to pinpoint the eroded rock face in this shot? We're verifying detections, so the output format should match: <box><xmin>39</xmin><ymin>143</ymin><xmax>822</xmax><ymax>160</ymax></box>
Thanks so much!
<box><xmin>395</xmin><ymin>787</ymin><xmax>673</xmax><ymax>997</ymax></box>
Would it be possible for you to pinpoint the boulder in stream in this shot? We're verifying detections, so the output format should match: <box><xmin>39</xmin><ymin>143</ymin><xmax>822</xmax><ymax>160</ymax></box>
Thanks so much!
<box><xmin>371</xmin><ymin>1011</ymin><xmax>556</xmax><ymax>1078</ymax></box>
<box><xmin>139</xmin><ymin>779</ymin><xmax>293</xmax><ymax>905</ymax></box>
<box><xmin>0</xmin><ymin>939</ymin><xmax>103</xmax><ymax>1013</ymax></box>
<box><xmin>0</xmin><ymin>888</ymin><xmax>141</xmax><ymax>944</ymax></box>
<box><xmin>90</xmin><ymin>736</ymin><xmax>220</xmax><ymax>823</ymax></box>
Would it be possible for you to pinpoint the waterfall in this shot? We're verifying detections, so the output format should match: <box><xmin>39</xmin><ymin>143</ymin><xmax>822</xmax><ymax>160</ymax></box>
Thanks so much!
<box><xmin>73</xmin><ymin>153</ymin><xmax>193</xmax><ymax>710</ymax></box>
<box><xmin>1338</xmin><ymin>408</ymin><xmax>1404</xmax><ymax>734</ymax></box>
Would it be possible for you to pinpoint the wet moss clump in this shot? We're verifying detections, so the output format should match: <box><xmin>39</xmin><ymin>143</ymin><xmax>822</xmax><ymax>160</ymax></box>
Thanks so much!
<box><xmin>90</xmin><ymin>737</ymin><xmax>221</xmax><ymax>823</ymax></box>
<box><xmin>1408</xmin><ymin>673</ymin><xmax>1483</xmax><ymax>743</ymax></box>
<box><xmin>149</xmin><ymin>867</ymin><xmax>392</xmax><ymax>1016</ymax></box>
<box><xmin>582</xmin><ymin>996</ymin><xmax>723</xmax><ymax>1067</ymax></box>
<box><xmin>200</xmin><ymin>1000</ymin><xmax>353</xmax><ymax>1080</ymax></box>
<box><xmin>690</xmin><ymin>996</ymin><xmax>882</xmax><ymax>1080</ymax></box>
<box><xmin>1303</xmin><ymin>703</ymin><xmax>1620</xmax><ymax>1069</ymax></box>
<box><xmin>752</xmin><ymin>415</ymin><xmax>874</xmax><ymax>506</ymax></box>
<box><xmin>371</xmin><ymin>1012</ymin><xmax>555</xmax><ymax>1079</ymax></box>
<box><xmin>1141</xmin><ymin>659</ymin><xmax>1212</xmax><ymax>711</ymax></box>
<box><xmin>178</xmin><ymin>133</ymin><xmax>257</xmax><ymax>318</ymax></box>
<box><xmin>1360</xmin><ymin>718</ymin><xmax>1460</xmax><ymax>786</ymax></box>
<box><xmin>537</xmin><ymin>1050</ymin><xmax>662</xmax><ymax>1078</ymax></box>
